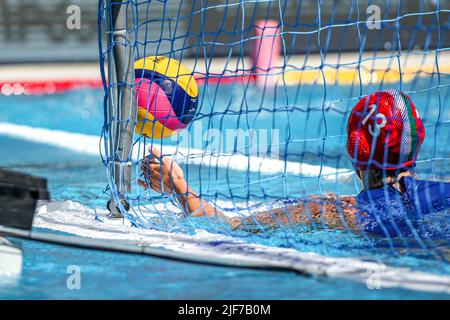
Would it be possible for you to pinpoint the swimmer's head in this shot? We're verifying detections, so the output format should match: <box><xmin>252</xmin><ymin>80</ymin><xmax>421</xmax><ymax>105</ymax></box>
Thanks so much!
<box><xmin>347</xmin><ymin>89</ymin><xmax>425</xmax><ymax>173</ymax></box>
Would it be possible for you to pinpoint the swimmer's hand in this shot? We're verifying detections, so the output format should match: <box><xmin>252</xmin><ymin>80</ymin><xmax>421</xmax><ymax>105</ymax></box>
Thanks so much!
<box><xmin>138</xmin><ymin>147</ymin><xmax>187</xmax><ymax>195</ymax></box>
<box><xmin>138</xmin><ymin>146</ymin><xmax>222</xmax><ymax>219</ymax></box>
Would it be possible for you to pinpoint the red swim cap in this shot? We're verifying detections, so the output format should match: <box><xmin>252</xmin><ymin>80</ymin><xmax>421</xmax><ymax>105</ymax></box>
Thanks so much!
<box><xmin>346</xmin><ymin>89</ymin><xmax>425</xmax><ymax>170</ymax></box>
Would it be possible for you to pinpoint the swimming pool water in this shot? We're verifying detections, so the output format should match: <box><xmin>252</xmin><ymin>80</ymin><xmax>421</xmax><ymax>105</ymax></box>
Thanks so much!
<box><xmin>0</xmin><ymin>83</ymin><xmax>449</xmax><ymax>299</ymax></box>
<box><xmin>1</xmin><ymin>231</ymin><xmax>448</xmax><ymax>300</ymax></box>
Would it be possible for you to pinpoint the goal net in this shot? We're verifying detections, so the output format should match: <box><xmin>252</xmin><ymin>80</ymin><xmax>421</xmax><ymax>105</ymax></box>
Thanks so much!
<box><xmin>98</xmin><ymin>0</ymin><xmax>449</xmax><ymax>263</ymax></box>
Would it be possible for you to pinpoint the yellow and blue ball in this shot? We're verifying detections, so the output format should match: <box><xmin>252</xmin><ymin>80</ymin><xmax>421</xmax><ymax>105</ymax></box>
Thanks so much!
<box><xmin>134</xmin><ymin>56</ymin><xmax>198</xmax><ymax>139</ymax></box>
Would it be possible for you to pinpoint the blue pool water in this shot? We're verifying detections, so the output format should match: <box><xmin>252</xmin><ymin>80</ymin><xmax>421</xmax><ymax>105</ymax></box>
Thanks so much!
<box><xmin>0</xmin><ymin>83</ymin><xmax>449</xmax><ymax>299</ymax></box>
<box><xmin>1</xmin><ymin>232</ymin><xmax>448</xmax><ymax>300</ymax></box>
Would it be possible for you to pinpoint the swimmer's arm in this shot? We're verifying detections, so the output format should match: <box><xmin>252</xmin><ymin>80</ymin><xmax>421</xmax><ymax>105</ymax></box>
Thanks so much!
<box><xmin>139</xmin><ymin>148</ymin><xmax>359</xmax><ymax>231</ymax></box>
<box><xmin>172</xmin><ymin>182</ymin><xmax>219</xmax><ymax>218</ymax></box>
<box><xmin>232</xmin><ymin>195</ymin><xmax>360</xmax><ymax>232</ymax></box>
<box><xmin>171</xmin><ymin>183</ymin><xmax>241</xmax><ymax>228</ymax></box>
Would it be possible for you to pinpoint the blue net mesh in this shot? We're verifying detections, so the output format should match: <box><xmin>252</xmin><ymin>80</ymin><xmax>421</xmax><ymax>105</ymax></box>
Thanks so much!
<box><xmin>98</xmin><ymin>0</ymin><xmax>450</xmax><ymax>263</ymax></box>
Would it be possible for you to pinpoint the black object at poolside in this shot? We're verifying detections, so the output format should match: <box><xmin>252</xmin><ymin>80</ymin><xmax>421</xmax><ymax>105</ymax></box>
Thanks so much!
<box><xmin>0</xmin><ymin>168</ymin><xmax>50</xmax><ymax>231</ymax></box>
